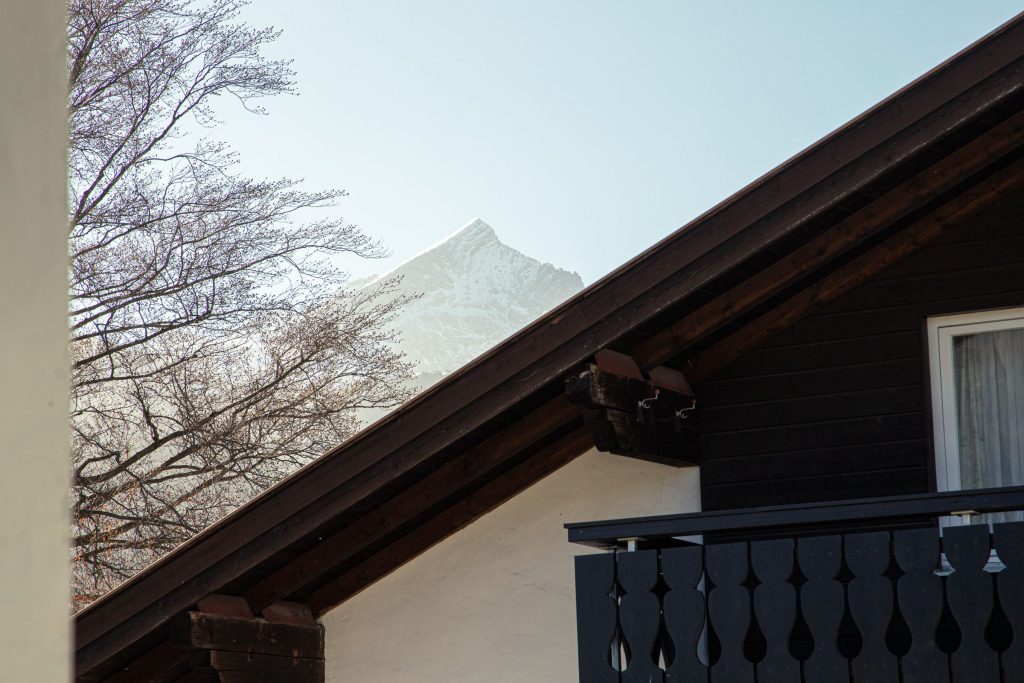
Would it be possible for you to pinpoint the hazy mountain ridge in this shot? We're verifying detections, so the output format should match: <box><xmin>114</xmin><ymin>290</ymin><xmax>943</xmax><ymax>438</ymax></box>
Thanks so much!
<box><xmin>352</xmin><ymin>218</ymin><xmax>584</xmax><ymax>379</ymax></box>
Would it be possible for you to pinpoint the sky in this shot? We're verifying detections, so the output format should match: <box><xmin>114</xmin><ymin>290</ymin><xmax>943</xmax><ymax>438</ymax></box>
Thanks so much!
<box><xmin>214</xmin><ymin>1</ymin><xmax>1023</xmax><ymax>285</ymax></box>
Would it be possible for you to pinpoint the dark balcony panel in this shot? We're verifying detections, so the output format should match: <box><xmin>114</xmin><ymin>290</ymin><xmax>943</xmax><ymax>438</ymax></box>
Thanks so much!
<box><xmin>893</xmin><ymin>528</ymin><xmax>948</xmax><ymax>683</ymax></box>
<box><xmin>944</xmin><ymin>525</ymin><xmax>1001</xmax><ymax>681</ymax></box>
<box><xmin>706</xmin><ymin>542</ymin><xmax>755</xmax><ymax>682</ymax></box>
<box><xmin>661</xmin><ymin>546</ymin><xmax>707</xmax><ymax>681</ymax></box>
<box><xmin>796</xmin><ymin>535</ymin><xmax>846</xmax><ymax>683</ymax></box>
<box><xmin>570</xmin><ymin>489</ymin><xmax>1024</xmax><ymax>682</ymax></box>
<box><xmin>575</xmin><ymin>553</ymin><xmax>620</xmax><ymax>683</ymax></box>
<box><xmin>996</xmin><ymin>522</ymin><xmax>1024</xmax><ymax>680</ymax></box>
<box><xmin>617</xmin><ymin>551</ymin><xmax>662</xmax><ymax>683</ymax></box>
<box><xmin>751</xmin><ymin>539</ymin><xmax>800</xmax><ymax>682</ymax></box>
<box><xmin>846</xmin><ymin>532</ymin><xmax>898</xmax><ymax>682</ymax></box>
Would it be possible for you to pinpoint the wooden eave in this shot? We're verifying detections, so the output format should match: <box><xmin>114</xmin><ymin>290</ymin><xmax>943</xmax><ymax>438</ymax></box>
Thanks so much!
<box><xmin>76</xmin><ymin>13</ymin><xmax>1024</xmax><ymax>681</ymax></box>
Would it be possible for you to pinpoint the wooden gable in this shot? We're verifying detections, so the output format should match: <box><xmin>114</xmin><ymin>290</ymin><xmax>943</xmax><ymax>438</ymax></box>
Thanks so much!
<box><xmin>76</xmin><ymin>13</ymin><xmax>1024</xmax><ymax>681</ymax></box>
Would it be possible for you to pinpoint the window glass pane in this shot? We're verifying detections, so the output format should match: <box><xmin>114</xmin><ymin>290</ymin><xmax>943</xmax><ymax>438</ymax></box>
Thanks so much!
<box><xmin>953</xmin><ymin>327</ymin><xmax>1024</xmax><ymax>495</ymax></box>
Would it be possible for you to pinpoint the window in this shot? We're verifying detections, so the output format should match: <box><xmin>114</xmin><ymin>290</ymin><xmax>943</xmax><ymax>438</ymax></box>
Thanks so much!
<box><xmin>928</xmin><ymin>307</ymin><xmax>1024</xmax><ymax>496</ymax></box>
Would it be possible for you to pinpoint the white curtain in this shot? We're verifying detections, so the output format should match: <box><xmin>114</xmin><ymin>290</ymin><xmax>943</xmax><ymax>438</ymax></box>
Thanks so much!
<box><xmin>954</xmin><ymin>327</ymin><xmax>1024</xmax><ymax>523</ymax></box>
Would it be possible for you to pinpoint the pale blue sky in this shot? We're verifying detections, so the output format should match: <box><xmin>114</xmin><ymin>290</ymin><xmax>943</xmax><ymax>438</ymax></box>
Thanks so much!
<box><xmin>217</xmin><ymin>1</ymin><xmax>1022</xmax><ymax>284</ymax></box>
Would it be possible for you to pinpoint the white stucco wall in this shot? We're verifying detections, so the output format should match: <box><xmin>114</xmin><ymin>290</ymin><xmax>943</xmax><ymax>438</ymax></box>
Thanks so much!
<box><xmin>0</xmin><ymin>1</ymin><xmax>70</xmax><ymax>680</ymax></box>
<box><xmin>323</xmin><ymin>449</ymin><xmax>700</xmax><ymax>682</ymax></box>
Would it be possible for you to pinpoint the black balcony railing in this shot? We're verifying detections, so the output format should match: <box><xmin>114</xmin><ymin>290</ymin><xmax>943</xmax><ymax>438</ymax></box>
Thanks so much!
<box><xmin>566</xmin><ymin>486</ymin><xmax>1024</xmax><ymax>682</ymax></box>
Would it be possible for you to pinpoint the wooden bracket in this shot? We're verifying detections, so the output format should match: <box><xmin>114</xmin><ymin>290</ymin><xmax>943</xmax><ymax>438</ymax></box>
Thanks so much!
<box><xmin>566</xmin><ymin>350</ymin><xmax>698</xmax><ymax>466</ymax></box>
<box><xmin>167</xmin><ymin>595</ymin><xmax>325</xmax><ymax>682</ymax></box>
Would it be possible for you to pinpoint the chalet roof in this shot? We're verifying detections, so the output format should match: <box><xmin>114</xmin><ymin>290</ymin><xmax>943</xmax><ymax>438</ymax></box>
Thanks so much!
<box><xmin>76</xmin><ymin>12</ymin><xmax>1024</xmax><ymax>680</ymax></box>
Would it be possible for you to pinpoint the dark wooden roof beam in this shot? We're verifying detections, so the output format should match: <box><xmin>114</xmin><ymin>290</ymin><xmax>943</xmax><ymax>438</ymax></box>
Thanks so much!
<box><xmin>97</xmin><ymin>641</ymin><xmax>192</xmax><ymax>683</ymax></box>
<box><xmin>690</xmin><ymin>155</ymin><xmax>1024</xmax><ymax>382</ymax></box>
<box><xmin>305</xmin><ymin>427</ymin><xmax>592</xmax><ymax>614</ymax></box>
<box><xmin>176</xmin><ymin>610</ymin><xmax>324</xmax><ymax>681</ymax></box>
<box><xmin>633</xmin><ymin>107</ymin><xmax>1024</xmax><ymax>370</ymax></box>
<box><xmin>580</xmin><ymin>409</ymin><xmax>700</xmax><ymax>467</ymax></box>
<box><xmin>244</xmin><ymin>397</ymin><xmax>581</xmax><ymax>611</ymax></box>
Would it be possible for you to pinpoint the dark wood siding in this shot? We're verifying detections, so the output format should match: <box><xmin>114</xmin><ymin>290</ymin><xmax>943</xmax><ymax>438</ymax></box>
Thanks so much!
<box><xmin>698</xmin><ymin>199</ymin><xmax>1024</xmax><ymax>510</ymax></box>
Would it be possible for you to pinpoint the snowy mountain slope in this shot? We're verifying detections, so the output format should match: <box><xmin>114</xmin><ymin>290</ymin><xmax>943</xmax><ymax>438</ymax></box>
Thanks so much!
<box><xmin>351</xmin><ymin>218</ymin><xmax>584</xmax><ymax>379</ymax></box>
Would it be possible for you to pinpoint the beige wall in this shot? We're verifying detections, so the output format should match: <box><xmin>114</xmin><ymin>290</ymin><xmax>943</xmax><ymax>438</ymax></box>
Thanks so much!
<box><xmin>0</xmin><ymin>1</ymin><xmax>71</xmax><ymax>680</ymax></box>
<box><xmin>323</xmin><ymin>450</ymin><xmax>700</xmax><ymax>682</ymax></box>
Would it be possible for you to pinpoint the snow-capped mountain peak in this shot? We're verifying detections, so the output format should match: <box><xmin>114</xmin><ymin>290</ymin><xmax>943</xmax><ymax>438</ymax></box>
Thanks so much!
<box><xmin>353</xmin><ymin>219</ymin><xmax>583</xmax><ymax>377</ymax></box>
<box><xmin>449</xmin><ymin>217</ymin><xmax>496</xmax><ymax>242</ymax></box>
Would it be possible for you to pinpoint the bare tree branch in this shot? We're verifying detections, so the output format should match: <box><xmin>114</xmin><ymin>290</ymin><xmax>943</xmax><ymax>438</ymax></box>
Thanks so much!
<box><xmin>68</xmin><ymin>0</ymin><xmax>415</xmax><ymax>610</ymax></box>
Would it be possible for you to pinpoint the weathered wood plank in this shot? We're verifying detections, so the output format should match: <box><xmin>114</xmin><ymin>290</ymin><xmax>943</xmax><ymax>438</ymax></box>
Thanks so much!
<box><xmin>196</xmin><ymin>594</ymin><xmax>254</xmax><ymax>620</ymax></box>
<box><xmin>167</xmin><ymin>672</ymin><xmax>218</xmax><ymax>683</ymax></box>
<box><xmin>209</xmin><ymin>650</ymin><xmax>324</xmax><ymax>674</ymax></box>
<box><xmin>178</xmin><ymin>612</ymin><xmax>324</xmax><ymax>660</ymax></box>
<box><xmin>583</xmin><ymin>408</ymin><xmax>699</xmax><ymax>466</ymax></box>
<box><xmin>260</xmin><ymin>601</ymin><xmax>316</xmax><ymax>627</ymax></box>
<box><xmin>218</xmin><ymin>673</ymin><xmax>319</xmax><ymax>683</ymax></box>
<box><xmin>566</xmin><ymin>365</ymin><xmax>693</xmax><ymax>417</ymax></box>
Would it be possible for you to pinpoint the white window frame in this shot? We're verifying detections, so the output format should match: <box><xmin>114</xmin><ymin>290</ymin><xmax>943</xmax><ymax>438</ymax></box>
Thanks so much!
<box><xmin>927</xmin><ymin>306</ymin><xmax>1024</xmax><ymax>492</ymax></box>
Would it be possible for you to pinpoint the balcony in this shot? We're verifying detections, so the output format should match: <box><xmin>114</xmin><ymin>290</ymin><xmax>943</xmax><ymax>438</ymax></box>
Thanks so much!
<box><xmin>567</xmin><ymin>486</ymin><xmax>1024</xmax><ymax>682</ymax></box>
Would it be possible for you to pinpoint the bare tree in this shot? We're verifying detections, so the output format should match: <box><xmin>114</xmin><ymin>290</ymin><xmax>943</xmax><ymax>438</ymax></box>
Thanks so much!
<box><xmin>68</xmin><ymin>0</ymin><xmax>413</xmax><ymax>609</ymax></box>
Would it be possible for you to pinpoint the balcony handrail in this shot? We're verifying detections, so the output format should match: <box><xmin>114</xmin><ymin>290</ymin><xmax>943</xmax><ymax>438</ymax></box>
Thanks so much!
<box><xmin>566</xmin><ymin>485</ymin><xmax>1024</xmax><ymax>548</ymax></box>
